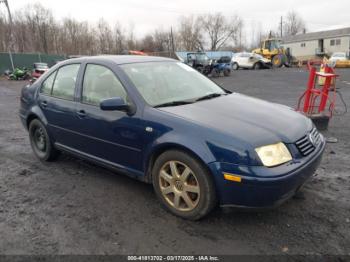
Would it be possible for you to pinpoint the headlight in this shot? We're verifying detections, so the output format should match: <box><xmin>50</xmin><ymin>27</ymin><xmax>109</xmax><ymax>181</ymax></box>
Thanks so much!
<box><xmin>255</xmin><ymin>142</ymin><xmax>292</xmax><ymax>167</ymax></box>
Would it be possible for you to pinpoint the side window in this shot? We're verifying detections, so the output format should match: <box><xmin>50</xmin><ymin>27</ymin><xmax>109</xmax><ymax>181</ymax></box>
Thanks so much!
<box><xmin>40</xmin><ymin>71</ymin><xmax>56</xmax><ymax>95</ymax></box>
<box><xmin>82</xmin><ymin>64</ymin><xmax>127</xmax><ymax>106</ymax></box>
<box><xmin>52</xmin><ymin>64</ymin><xmax>80</xmax><ymax>100</ymax></box>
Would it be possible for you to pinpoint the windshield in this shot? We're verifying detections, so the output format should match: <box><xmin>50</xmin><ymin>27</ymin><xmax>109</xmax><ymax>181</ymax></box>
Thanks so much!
<box><xmin>270</xmin><ymin>40</ymin><xmax>281</xmax><ymax>50</ymax></box>
<box><xmin>253</xmin><ymin>54</ymin><xmax>263</xmax><ymax>59</ymax></box>
<box><xmin>196</xmin><ymin>54</ymin><xmax>209</xmax><ymax>61</ymax></box>
<box><xmin>121</xmin><ymin>62</ymin><xmax>226</xmax><ymax>106</ymax></box>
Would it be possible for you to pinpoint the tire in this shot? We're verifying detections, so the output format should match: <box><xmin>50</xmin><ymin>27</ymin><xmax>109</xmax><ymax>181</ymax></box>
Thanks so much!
<box><xmin>29</xmin><ymin>119</ymin><xmax>59</xmax><ymax>161</ymax></box>
<box><xmin>223</xmin><ymin>68</ymin><xmax>231</xmax><ymax>76</ymax></box>
<box><xmin>196</xmin><ymin>66</ymin><xmax>204</xmax><ymax>74</ymax></box>
<box><xmin>232</xmin><ymin>63</ymin><xmax>239</xmax><ymax>70</ymax></box>
<box><xmin>210</xmin><ymin>68</ymin><xmax>219</xmax><ymax>78</ymax></box>
<box><xmin>253</xmin><ymin>62</ymin><xmax>261</xmax><ymax>70</ymax></box>
<box><xmin>152</xmin><ymin>150</ymin><xmax>217</xmax><ymax>220</ymax></box>
<box><xmin>272</xmin><ymin>55</ymin><xmax>284</xmax><ymax>68</ymax></box>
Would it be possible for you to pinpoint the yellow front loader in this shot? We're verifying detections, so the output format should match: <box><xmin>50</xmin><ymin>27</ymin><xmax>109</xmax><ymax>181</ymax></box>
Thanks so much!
<box><xmin>252</xmin><ymin>38</ymin><xmax>291</xmax><ymax>67</ymax></box>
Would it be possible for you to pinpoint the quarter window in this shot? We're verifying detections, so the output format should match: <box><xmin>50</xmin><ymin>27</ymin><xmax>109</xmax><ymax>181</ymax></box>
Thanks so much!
<box><xmin>40</xmin><ymin>71</ymin><xmax>57</xmax><ymax>95</ymax></box>
<box><xmin>52</xmin><ymin>64</ymin><xmax>80</xmax><ymax>100</ymax></box>
<box><xmin>82</xmin><ymin>64</ymin><xmax>127</xmax><ymax>106</ymax></box>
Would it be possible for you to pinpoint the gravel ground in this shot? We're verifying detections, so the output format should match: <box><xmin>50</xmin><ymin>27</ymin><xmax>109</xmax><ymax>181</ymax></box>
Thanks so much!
<box><xmin>0</xmin><ymin>68</ymin><xmax>349</xmax><ymax>256</ymax></box>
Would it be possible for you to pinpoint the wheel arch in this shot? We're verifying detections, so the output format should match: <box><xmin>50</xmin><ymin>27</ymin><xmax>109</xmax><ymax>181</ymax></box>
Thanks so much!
<box><xmin>144</xmin><ymin>142</ymin><xmax>211</xmax><ymax>184</ymax></box>
<box><xmin>26</xmin><ymin>105</ymin><xmax>48</xmax><ymax>128</ymax></box>
<box><xmin>253</xmin><ymin>61</ymin><xmax>262</xmax><ymax>69</ymax></box>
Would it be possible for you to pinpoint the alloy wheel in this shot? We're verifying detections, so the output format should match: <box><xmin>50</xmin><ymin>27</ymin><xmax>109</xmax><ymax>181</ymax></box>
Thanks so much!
<box><xmin>159</xmin><ymin>161</ymin><xmax>200</xmax><ymax>211</ymax></box>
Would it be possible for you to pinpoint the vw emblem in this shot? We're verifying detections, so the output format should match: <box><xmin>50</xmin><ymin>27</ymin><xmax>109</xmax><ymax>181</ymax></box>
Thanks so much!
<box><xmin>309</xmin><ymin>134</ymin><xmax>315</xmax><ymax>146</ymax></box>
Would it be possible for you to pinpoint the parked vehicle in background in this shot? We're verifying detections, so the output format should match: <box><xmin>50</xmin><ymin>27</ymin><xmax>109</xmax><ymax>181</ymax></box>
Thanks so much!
<box><xmin>329</xmin><ymin>52</ymin><xmax>347</xmax><ymax>62</ymax></box>
<box><xmin>252</xmin><ymin>38</ymin><xmax>291</xmax><ymax>67</ymax></box>
<box><xmin>210</xmin><ymin>56</ymin><xmax>232</xmax><ymax>77</ymax></box>
<box><xmin>231</xmin><ymin>52</ymin><xmax>271</xmax><ymax>70</ymax></box>
<box><xmin>186</xmin><ymin>52</ymin><xmax>213</xmax><ymax>75</ymax></box>
<box><xmin>32</xmin><ymin>63</ymin><xmax>49</xmax><ymax>80</ymax></box>
<box><xmin>329</xmin><ymin>52</ymin><xmax>350</xmax><ymax>68</ymax></box>
<box><xmin>8</xmin><ymin>67</ymin><xmax>31</xmax><ymax>80</ymax></box>
<box><xmin>20</xmin><ymin>55</ymin><xmax>325</xmax><ymax>220</ymax></box>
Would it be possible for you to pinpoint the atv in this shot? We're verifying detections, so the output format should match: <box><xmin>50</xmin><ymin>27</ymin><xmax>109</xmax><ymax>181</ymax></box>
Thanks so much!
<box><xmin>8</xmin><ymin>67</ymin><xmax>31</xmax><ymax>81</ymax></box>
<box><xmin>210</xmin><ymin>56</ymin><xmax>232</xmax><ymax>77</ymax></box>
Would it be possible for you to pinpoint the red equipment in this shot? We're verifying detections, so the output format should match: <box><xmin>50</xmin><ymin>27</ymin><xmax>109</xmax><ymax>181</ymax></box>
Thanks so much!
<box><xmin>296</xmin><ymin>62</ymin><xmax>338</xmax><ymax>130</ymax></box>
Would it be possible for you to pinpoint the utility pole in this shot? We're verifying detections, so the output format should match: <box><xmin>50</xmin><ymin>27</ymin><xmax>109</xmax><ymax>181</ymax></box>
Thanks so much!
<box><xmin>0</xmin><ymin>0</ymin><xmax>15</xmax><ymax>71</ymax></box>
<box><xmin>280</xmin><ymin>16</ymin><xmax>283</xmax><ymax>39</ymax></box>
<box><xmin>170</xmin><ymin>27</ymin><xmax>175</xmax><ymax>58</ymax></box>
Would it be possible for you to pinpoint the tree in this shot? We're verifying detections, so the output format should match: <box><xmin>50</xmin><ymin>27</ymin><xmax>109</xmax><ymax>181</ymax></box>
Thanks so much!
<box><xmin>97</xmin><ymin>18</ymin><xmax>113</xmax><ymax>54</ymax></box>
<box><xmin>177</xmin><ymin>15</ymin><xmax>204</xmax><ymax>51</ymax></box>
<box><xmin>199</xmin><ymin>13</ymin><xmax>242</xmax><ymax>51</ymax></box>
<box><xmin>113</xmin><ymin>22</ymin><xmax>125</xmax><ymax>54</ymax></box>
<box><xmin>282</xmin><ymin>11</ymin><xmax>306</xmax><ymax>36</ymax></box>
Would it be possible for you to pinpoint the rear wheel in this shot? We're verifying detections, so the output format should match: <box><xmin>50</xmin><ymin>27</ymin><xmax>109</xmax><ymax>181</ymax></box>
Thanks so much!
<box><xmin>29</xmin><ymin>119</ymin><xmax>59</xmax><ymax>161</ymax></box>
<box><xmin>152</xmin><ymin>150</ymin><xmax>217</xmax><ymax>220</ymax></box>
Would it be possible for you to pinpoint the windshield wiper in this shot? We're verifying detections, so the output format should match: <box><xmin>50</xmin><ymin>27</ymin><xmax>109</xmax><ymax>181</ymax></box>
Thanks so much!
<box><xmin>195</xmin><ymin>93</ymin><xmax>224</xmax><ymax>102</ymax></box>
<box><xmin>154</xmin><ymin>100</ymin><xmax>193</xmax><ymax>108</ymax></box>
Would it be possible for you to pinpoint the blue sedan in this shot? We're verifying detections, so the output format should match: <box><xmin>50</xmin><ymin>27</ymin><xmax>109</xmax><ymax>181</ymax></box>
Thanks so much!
<box><xmin>19</xmin><ymin>56</ymin><xmax>325</xmax><ymax>220</ymax></box>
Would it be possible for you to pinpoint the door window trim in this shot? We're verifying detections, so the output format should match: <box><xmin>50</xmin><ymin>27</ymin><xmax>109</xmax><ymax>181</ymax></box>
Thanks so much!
<box><xmin>39</xmin><ymin>70</ymin><xmax>58</xmax><ymax>97</ymax></box>
<box><xmin>80</xmin><ymin>63</ymin><xmax>130</xmax><ymax>107</ymax></box>
<box><xmin>49</xmin><ymin>63</ymin><xmax>81</xmax><ymax>102</ymax></box>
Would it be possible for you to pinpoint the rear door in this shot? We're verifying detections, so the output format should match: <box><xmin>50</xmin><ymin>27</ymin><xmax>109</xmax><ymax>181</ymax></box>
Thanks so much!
<box><xmin>37</xmin><ymin>63</ymin><xmax>82</xmax><ymax>148</ymax></box>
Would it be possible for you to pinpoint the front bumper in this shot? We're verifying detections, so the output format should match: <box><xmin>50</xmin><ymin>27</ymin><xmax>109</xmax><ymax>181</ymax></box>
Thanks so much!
<box><xmin>208</xmin><ymin>140</ymin><xmax>326</xmax><ymax>208</ymax></box>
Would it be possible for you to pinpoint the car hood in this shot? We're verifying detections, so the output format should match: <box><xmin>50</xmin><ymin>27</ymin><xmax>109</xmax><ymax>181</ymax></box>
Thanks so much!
<box><xmin>159</xmin><ymin>93</ymin><xmax>312</xmax><ymax>146</ymax></box>
<box><xmin>330</xmin><ymin>57</ymin><xmax>346</xmax><ymax>61</ymax></box>
<box><xmin>261</xmin><ymin>58</ymin><xmax>271</xmax><ymax>63</ymax></box>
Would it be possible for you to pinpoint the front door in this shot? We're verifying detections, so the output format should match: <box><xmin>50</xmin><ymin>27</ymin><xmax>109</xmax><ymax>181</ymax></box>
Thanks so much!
<box><xmin>74</xmin><ymin>63</ymin><xmax>144</xmax><ymax>172</ymax></box>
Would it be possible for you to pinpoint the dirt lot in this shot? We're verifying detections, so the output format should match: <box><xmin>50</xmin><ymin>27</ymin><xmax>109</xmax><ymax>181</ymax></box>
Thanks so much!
<box><xmin>0</xmin><ymin>68</ymin><xmax>349</xmax><ymax>256</ymax></box>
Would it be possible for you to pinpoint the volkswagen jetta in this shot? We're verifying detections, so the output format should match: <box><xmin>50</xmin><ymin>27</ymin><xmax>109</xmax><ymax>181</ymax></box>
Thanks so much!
<box><xmin>19</xmin><ymin>56</ymin><xmax>325</xmax><ymax>220</ymax></box>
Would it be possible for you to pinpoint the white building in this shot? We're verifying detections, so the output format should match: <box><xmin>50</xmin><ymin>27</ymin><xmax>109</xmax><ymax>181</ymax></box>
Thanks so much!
<box><xmin>283</xmin><ymin>27</ymin><xmax>350</xmax><ymax>60</ymax></box>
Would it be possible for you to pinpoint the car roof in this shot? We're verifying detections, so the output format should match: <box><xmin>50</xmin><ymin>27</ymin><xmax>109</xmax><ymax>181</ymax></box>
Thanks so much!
<box><xmin>64</xmin><ymin>55</ymin><xmax>176</xmax><ymax>65</ymax></box>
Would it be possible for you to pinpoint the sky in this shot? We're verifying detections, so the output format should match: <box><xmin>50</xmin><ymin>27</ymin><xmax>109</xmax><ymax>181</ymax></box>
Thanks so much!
<box><xmin>2</xmin><ymin>0</ymin><xmax>350</xmax><ymax>43</ymax></box>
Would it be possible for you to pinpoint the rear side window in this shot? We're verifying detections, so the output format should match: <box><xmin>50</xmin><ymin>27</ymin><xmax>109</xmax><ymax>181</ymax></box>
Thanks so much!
<box><xmin>82</xmin><ymin>64</ymin><xmax>127</xmax><ymax>106</ymax></box>
<box><xmin>52</xmin><ymin>64</ymin><xmax>80</xmax><ymax>100</ymax></box>
<box><xmin>40</xmin><ymin>71</ymin><xmax>57</xmax><ymax>95</ymax></box>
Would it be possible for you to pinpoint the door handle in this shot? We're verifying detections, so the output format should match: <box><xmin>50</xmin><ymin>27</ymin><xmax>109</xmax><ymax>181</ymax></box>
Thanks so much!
<box><xmin>77</xmin><ymin>109</ymin><xmax>86</xmax><ymax>118</ymax></box>
<box><xmin>41</xmin><ymin>101</ymin><xmax>48</xmax><ymax>108</ymax></box>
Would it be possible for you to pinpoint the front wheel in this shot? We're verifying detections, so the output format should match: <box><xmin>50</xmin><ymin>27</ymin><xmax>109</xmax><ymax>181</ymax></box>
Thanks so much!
<box><xmin>152</xmin><ymin>150</ymin><xmax>217</xmax><ymax>220</ymax></box>
<box><xmin>253</xmin><ymin>62</ymin><xmax>261</xmax><ymax>70</ymax></box>
<box><xmin>223</xmin><ymin>68</ymin><xmax>231</xmax><ymax>76</ymax></box>
<box><xmin>210</xmin><ymin>68</ymin><xmax>219</xmax><ymax>78</ymax></box>
<box><xmin>29</xmin><ymin>119</ymin><xmax>59</xmax><ymax>161</ymax></box>
<box><xmin>272</xmin><ymin>55</ymin><xmax>284</xmax><ymax>68</ymax></box>
<box><xmin>232</xmin><ymin>63</ymin><xmax>239</xmax><ymax>70</ymax></box>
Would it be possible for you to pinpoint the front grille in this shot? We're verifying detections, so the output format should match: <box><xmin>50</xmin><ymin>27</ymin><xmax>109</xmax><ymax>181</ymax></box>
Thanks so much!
<box><xmin>295</xmin><ymin>128</ymin><xmax>322</xmax><ymax>156</ymax></box>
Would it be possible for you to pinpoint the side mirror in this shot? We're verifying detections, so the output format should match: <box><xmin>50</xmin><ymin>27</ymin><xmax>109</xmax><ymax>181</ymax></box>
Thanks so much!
<box><xmin>100</xmin><ymin>97</ymin><xmax>134</xmax><ymax>114</ymax></box>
